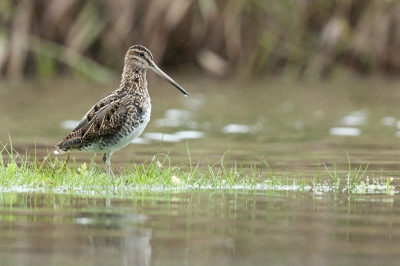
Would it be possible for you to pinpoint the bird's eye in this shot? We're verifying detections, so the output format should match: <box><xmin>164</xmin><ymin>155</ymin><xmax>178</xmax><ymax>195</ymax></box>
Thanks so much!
<box><xmin>139</xmin><ymin>52</ymin><xmax>144</xmax><ymax>57</ymax></box>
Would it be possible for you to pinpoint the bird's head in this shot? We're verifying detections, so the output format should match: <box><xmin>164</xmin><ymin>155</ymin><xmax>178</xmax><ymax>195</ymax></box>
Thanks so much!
<box><xmin>124</xmin><ymin>45</ymin><xmax>188</xmax><ymax>96</ymax></box>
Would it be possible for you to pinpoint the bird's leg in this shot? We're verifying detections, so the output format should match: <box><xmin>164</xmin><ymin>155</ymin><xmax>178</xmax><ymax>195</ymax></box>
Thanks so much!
<box><xmin>103</xmin><ymin>152</ymin><xmax>114</xmax><ymax>177</ymax></box>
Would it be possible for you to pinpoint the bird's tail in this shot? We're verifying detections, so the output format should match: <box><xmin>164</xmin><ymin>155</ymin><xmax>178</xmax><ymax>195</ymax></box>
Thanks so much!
<box><xmin>54</xmin><ymin>143</ymin><xmax>69</xmax><ymax>154</ymax></box>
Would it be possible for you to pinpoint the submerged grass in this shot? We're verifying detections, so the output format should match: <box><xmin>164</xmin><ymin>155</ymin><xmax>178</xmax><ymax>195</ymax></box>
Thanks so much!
<box><xmin>0</xmin><ymin>141</ymin><xmax>396</xmax><ymax>196</ymax></box>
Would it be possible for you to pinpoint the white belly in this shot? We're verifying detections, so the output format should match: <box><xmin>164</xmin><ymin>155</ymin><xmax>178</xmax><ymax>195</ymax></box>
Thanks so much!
<box><xmin>108</xmin><ymin>105</ymin><xmax>151</xmax><ymax>153</ymax></box>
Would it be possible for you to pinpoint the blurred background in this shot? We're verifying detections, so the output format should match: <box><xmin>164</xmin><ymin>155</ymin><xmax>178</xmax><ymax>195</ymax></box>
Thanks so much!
<box><xmin>1</xmin><ymin>0</ymin><xmax>400</xmax><ymax>80</ymax></box>
<box><xmin>1</xmin><ymin>0</ymin><xmax>400</xmax><ymax>172</ymax></box>
<box><xmin>2</xmin><ymin>2</ymin><xmax>400</xmax><ymax>265</ymax></box>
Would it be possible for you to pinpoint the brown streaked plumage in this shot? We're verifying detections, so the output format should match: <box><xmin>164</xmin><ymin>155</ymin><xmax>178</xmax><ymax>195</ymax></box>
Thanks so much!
<box><xmin>54</xmin><ymin>45</ymin><xmax>188</xmax><ymax>176</ymax></box>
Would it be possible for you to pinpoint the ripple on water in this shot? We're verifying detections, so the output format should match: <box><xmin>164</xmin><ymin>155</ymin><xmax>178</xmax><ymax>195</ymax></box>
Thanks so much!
<box><xmin>329</xmin><ymin>109</ymin><xmax>368</xmax><ymax>136</ymax></box>
<box><xmin>339</xmin><ymin>110</ymin><xmax>368</xmax><ymax>126</ymax></box>
<box><xmin>381</xmin><ymin>116</ymin><xmax>397</xmax><ymax>126</ymax></box>
<box><xmin>142</xmin><ymin>131</ymin><xmax>204</xmax><ymax>143</ymax></box>
<box><xmin>61</xmin><ymin>120</ymin><xmax>80</xmax><ymax>130</ymax></box>
<box><xmin>153</xmin><ymin>109</ymin><xmax>192</xmax><ymax>127</ymax></box>
<box><xmin>329</xmin><ymin>127</ymin><xmax>361</xmax><ymax>136</ymax></box>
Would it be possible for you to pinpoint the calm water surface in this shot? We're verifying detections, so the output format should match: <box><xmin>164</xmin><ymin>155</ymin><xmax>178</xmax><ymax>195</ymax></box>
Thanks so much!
<box><xmin>1</xmin><ymin>190</ymin><xmax>399</xmax><ymax>266</ymax></box>
<box><xmin>1</xmin><ymin>76</ymin><xmax>400</xmax><ymax>265</ymax></box>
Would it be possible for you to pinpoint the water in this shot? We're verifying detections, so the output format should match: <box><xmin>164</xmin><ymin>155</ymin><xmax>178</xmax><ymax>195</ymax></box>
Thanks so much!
<box><xmin>1</xmin><ymin>76</ymin><xmax>400</xmax><ymax>264</ymax></box>
<box><xmin>0</xmin><ymin>191</ymin><xmax>399</xmax><ymax>266</ymax></box>
<box><xmin>3</xmin><ymin>76</ymin><xmax>400</xmax><ymax>172</ymax></box>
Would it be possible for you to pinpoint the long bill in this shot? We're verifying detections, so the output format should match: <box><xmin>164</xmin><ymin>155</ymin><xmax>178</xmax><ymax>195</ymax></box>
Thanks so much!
<box><xmin>151</xmin><ymin>64</ymin><xmax>189</xmax><ymax>96</ymax></box>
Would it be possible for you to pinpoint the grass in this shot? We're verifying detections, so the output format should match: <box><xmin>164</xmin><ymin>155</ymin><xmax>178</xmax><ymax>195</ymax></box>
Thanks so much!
<box><xmin>0</xmin><ymin>141</ymin><xmax>396</xmax><ymax>197</ymax></box>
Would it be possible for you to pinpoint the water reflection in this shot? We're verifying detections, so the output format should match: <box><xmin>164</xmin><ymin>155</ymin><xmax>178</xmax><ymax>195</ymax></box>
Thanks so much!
<box><xmin>329</xmin><ymin>110</ymin><xmax>368</xmax><ymax>136</ymax></box>
<box><xmin>0</xmin><ymin>191</ymin><xmax>399</xmax><ymax>266</ymax></box>
<box><xmin>339</xmin><ymin>110</ymin><xmax>368</xmax><ymax>126</ymax></box>
<box><xmin>142</xmin><ymin>131</ymin><xmax>204</xmax><ymax>143</ymax></box>
<box><xmin>221</xmin><ymin>124</ymin><xmax>252</xmax><ymax>134</ymax></box>
<box><xmin>174</xmin><ymin>130</ymin><xmax>204</xmax><ymax>139</ymax></box>
<box><xmin>153</xmin><ymin>109</ymin><xmax>192</xmax><ymax>128</ymax></box>
<box><xmin>221</xmin><ymin>122</ymin><xmax>264</xmax><ymax>134</ymax></box>
<box><xmin>329</xmin><ymin>127</ymin><xmax>361</xmax><ymax>136</ymax></box>
<box><xmin>61</xmin><ymin>119</ymin><xmax>80</xmax><ymax>130</ymax></box>
<box><xmin>382</xmin><ymin>116</ymin><xmax>397</xmax><ymax>126</ymax></box>
<box><xmin>0</xmin><ymin>193</ymin><xmax>152</xmax><ymax>266</ymax></box>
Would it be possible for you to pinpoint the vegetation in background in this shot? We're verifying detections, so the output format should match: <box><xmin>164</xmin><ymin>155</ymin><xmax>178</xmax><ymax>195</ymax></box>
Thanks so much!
<box><xmin>0</xmin><ymin>0</ymin><xmax>400</xmax><ymax>80</ymax></box>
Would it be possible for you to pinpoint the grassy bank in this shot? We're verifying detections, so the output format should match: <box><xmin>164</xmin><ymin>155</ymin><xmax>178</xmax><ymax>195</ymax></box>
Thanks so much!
<box><xmin>0</xmin><ymin>141</ymin><xmax>395</xmax><ymax>197</ymax></box>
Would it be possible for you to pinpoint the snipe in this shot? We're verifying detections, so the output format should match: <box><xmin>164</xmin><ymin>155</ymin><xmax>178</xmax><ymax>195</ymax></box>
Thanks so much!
<box><xmin>54</xmin><ymin>45</ymin><xmax>188</xmax><ymax>176</ymax></box>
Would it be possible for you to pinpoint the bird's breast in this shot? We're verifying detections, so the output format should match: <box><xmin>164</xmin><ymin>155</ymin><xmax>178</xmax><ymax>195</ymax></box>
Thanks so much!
<box><xmin>107</xmin><ymin>101</ymin><xmax>151</xmax><ymax>151</ymax></box>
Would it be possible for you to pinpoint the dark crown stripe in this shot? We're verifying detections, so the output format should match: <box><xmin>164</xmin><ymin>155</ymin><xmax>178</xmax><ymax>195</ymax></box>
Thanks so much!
<box><xmin>129</xmin><ymin>45</ymin><xmax>153</xmax><ymax>60</ymax></box>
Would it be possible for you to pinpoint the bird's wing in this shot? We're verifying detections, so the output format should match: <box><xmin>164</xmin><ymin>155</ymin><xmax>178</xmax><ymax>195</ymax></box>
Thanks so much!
<box><xmin>55</xmin><ymin>93</ymin><xmax>135</xmax><ymax>150</ymax></box>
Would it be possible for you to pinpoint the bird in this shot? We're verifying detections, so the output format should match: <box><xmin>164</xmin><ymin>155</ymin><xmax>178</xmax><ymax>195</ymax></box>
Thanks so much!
<box><xmin>54</xmin><ymin>45</ymin><xmax>189</xmax><ymax>176</ymax></box>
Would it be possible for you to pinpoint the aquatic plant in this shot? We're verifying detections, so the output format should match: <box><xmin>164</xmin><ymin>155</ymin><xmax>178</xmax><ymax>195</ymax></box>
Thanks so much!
<box><xmin>0</xmin><ymin>140</ymin><xmax>395</xmax><ymax>196</ymax></box>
